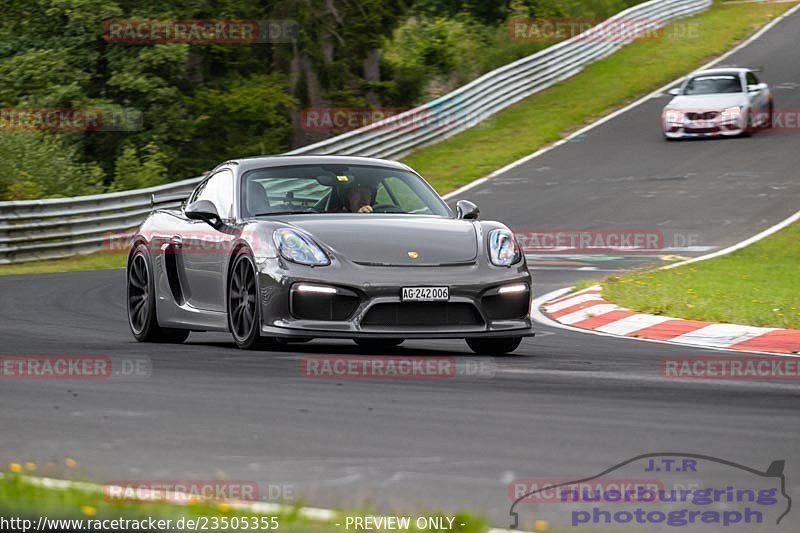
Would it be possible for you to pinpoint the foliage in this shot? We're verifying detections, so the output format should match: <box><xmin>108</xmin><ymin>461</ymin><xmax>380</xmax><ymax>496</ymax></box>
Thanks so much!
<box><xmin>0</xmin><ymin>132</ymin><xmax>104</xmax><ymax>199</ymax></box>
<box><xmin>0</xmin><ymin>0</ymin><xmax>649</xmax><ymax>200</ymax></box>
<box><xmin>110</xmin><ymin>142</ymin><xmax>169</xmax><ymax>191</ymax></box>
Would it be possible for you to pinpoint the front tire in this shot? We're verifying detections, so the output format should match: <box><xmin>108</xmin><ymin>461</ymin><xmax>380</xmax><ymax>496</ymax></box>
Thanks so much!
<box><xmin>762</xmin><ymin>101</ymin><xmax>774</xmax><ymax>129</ymax></box>
<box><xmin>127</xmin><ymin>244</ymin><xmax>189</xmax><ymax>343</ymax></box>
<box><xmin>741</xmin><ymin>112</ymin><xmax>753</xmax><ymax>137</ymax></box>
<box><xmin>228</xmin><ymin>250</ymin><xmax>275</xmax><ymax>350</ymax></box>
<box><xmin>466</xmin><ymin>337</ymin><xmax>522</xmax><ymax>355</ymax></box>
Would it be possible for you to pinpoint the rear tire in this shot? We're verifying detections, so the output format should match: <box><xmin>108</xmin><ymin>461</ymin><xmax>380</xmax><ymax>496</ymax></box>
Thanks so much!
<box><xmin>127</xmin><ymin>244</ymin><xmax>190</xmax><ymax>343</ymax></box>
<box><xmin>228</xmin><ymin>250</ymin><xmax>276</xmax><ymax>350</ymax></box>
<box><xmin>466</xmin><ymin>337</ymin><xmax>522</xmax><ymax>355</ymax></box>
<box><xmin>354</xmin><ymin>339</ymin><xmax>404</xmax><ymax>351</ymax></box>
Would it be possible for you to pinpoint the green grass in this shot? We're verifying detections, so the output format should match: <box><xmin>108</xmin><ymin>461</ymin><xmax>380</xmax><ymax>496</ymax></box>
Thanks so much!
<box><xmin>0</xmin><ymin>251</ymin><xmax>127</xmax><ymax>276</ymax></box>
<box><xmin>600</xmin><ymin>223</ymin><xmax>800</xmax><ymax>330</ymax></box>
<box><xmin>404</xmin><ymin>0</ymin><xmax>799</xmax><ymax>193</ymax></box>
<box><xmin>0</xmin><ymin>472</ymin><xmax>489</xmax><ymax>532</ymax></box>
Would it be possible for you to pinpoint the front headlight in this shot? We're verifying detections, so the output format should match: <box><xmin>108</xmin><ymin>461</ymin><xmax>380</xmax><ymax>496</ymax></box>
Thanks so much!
<box><xmin>273</xmin><ymin>228</ymin><xmax>330</xmax><ymax>266</ymax></box>
<box><xmin>488</xmin><ymin>229</ymin><xmax>521</xmax><ymax>267</ymax></box>
<box><xmin>664</xmin><ymin>109</ymin><xmax>684</xmax><ymax>123</ymax></box>
<box><xmin>721</xmin><ymin>106</ymin><xmax>742</xmax><ymax>123</ymax></box>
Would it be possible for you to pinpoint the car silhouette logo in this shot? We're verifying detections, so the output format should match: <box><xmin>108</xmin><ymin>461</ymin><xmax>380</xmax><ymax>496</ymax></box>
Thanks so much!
<box><xmin>407</xmin><ymin>251</ymin><xmax>419</xmax><ymax>259</ymax></box>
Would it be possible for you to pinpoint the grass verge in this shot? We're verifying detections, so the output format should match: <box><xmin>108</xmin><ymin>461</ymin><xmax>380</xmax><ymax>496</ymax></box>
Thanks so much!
<box><xmin>0</xmin><ymin>472</ymin><xmax>489</xmax><ymax>532</ymax></box>
<box><xmin>0</xmin><ymin>251</ymin><xmax>127</xmax><ymax>276</ymax></box>
<box><xmin>404</xmin><ymin>0</ymin><xmax>799</xmax><ymax>193</ymax></box>
<box><xmin>600</xmin><ymin>223</ymin><xmax>800</xmax><ymax>329</ymax></box>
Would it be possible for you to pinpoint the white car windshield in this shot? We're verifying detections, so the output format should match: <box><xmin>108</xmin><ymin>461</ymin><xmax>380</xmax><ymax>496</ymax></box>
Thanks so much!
<box><xmin>683</xmin><ymin>75</ymin><xmax>743</xmax><ymax>95</ymax></box>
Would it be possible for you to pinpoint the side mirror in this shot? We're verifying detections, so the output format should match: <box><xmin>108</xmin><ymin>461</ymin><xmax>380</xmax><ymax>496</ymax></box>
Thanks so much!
<box><xmin>667</xmin><ymin>87</ymin><xmax>681</xmax><ymax>96</ymax></box>
<box><xmin>456</xmin><ymin>200</ymin><xmax>479</xmax><ymax>220</ymax></box>
<box><xmin>185</xmin><ymin>200</ymin><xmax>222</xmax><ymax>227</ymax></box>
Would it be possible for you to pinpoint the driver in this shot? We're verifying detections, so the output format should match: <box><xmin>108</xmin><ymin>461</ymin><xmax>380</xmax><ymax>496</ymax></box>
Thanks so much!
<box><xmin>342</xmin><ymin>181</ymin><xmax>376</xmax><ymax>213</ymax></box>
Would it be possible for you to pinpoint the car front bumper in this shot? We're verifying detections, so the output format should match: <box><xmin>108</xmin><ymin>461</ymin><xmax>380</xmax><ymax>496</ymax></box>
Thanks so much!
<box><xmin>663</xmin><ymin>126</ymin><xmax>745</xmax><ymax>139</ymax></box>
<box><xmin>663</xmin><ymin>115</ymin><xmax>746</xmax><ymax>138</ymax></box>
<box><xmin>255</xmin><ymin>257</ymin><xmax>534</xmax><ymax>339</ymax></box>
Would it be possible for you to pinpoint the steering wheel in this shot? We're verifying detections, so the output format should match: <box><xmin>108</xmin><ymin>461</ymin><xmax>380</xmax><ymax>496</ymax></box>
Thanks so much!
<box><xmin>371</xmin><ymin>203</ymin><xmax>404</xmax><ymax>213</ymax></box>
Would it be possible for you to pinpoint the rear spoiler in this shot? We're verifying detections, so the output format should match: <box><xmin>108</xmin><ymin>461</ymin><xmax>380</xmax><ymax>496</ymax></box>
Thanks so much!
<box><xmin>150</xmin><ymin>192</ymin><xmax>189</xmax><ymax>209</ymax></box>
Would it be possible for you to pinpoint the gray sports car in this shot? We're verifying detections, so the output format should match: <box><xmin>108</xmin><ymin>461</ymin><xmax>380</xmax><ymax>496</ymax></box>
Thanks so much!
<box><xmin>126</xmin><ymin>156</ymin><xmax>533</xmax><ymax>354</ymax></box>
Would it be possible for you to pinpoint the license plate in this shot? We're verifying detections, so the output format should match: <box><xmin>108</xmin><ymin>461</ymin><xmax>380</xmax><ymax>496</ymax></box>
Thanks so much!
<box><xmin>401</xmin><ymin>286</ymin><xmax>449</xmax><ymax>302</ymax></box>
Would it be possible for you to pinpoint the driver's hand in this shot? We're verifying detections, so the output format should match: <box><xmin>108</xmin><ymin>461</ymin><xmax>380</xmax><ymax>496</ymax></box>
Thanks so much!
<box><xmin>358</xmin><ymin>205</ymin><xmax>373</xmax><ymax>213</ymax></box>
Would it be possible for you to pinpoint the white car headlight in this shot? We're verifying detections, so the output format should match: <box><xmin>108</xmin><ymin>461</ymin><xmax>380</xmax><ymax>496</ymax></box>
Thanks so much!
<box><xmin>488</xmin><ymin>229</ymin><xmax>521</xmax><ymax>267</ymax></box>
<box><xmin>664</xmin><ymin>109</ymin><xmax>684</xmax><ymax>123</ymax></box>
<box><xmin>722</xmin><ymin>106</ymin><xmax>742</xmax><ymax>122</ymax></box>
<box><xmin>273</xmin><ymin>228</ymin><xmax>330</xmax><ymax>266</ymax></box>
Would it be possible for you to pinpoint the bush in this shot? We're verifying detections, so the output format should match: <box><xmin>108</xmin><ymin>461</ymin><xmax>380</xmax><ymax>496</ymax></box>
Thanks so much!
<box><xmin>110</xmin><ymin>142</ymin><xmax>169</xmax><ymax>191</ymax></box>
<box><xmin>381</xmin><ymin>0</ymin><xmax>645</xmax><ymax>104</ymax></box>
<box><xmin>0</xmin><ymin>133</ymin><xmax>104</xmax><ymax>200</ymax></box>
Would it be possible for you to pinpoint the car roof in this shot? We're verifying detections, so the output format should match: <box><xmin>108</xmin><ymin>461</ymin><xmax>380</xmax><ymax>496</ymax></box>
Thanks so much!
<box><xmin>688</xmin><ymin>68</ymin><xmax>751</xmax><ymax>77</ymax></box>
<box><xmin>217</xmin><ymin>155</ymin><xmax>413</xmax><ymax>174</ymax></box>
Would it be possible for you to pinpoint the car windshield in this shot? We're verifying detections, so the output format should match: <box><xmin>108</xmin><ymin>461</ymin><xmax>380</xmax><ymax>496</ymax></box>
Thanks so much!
<box><xmin>241</xmin><ymin>164</ymin><xmax>451</xmax><ymax>217</ymax></box>
<box><xmin>683</xmin><ymin>75</ymin><xmax>742</xmax><ymax>95</ymax></box>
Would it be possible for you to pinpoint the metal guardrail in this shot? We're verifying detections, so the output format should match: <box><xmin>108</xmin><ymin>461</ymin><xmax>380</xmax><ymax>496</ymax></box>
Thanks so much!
<box><xmin>0</xmin><ymin>0</ymin><xmax>711</xmax><ymax>264</ymax></box>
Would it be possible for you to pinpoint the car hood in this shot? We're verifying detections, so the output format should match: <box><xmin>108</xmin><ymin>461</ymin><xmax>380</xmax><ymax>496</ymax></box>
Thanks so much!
<box><xmin>282</xmin><ymin>215</ymin><xmax>479</xmax><ymax>266</ymax></box>
<box><xmin>666</xmin><ymin>93</ymin><xmax>748</xmax><ymax>110</ymax></box>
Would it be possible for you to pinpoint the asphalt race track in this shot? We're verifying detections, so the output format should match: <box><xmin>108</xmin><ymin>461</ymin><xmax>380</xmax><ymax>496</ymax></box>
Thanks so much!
<box><xmin>2</xmin><ymin>9</ymin><xmax>800</xmax><ymax>530</ymax></box>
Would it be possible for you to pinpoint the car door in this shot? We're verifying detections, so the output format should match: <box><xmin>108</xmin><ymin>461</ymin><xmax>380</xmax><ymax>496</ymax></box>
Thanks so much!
<box><xmin>181</xmin><ymin>169</ymin><xmax>237</xmax><ymax>312</ymax></box>
<box><xmin>745</xmin><ymin>72</ymin><xmax>768</xmax><ymax>123</ymax></box>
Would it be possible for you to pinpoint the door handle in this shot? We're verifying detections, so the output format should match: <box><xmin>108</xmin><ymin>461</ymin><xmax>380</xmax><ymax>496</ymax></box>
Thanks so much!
<box><xmin>170</xmin><ymin>236</ymin><xmax>183</xmax><ymax>248</ymax></box>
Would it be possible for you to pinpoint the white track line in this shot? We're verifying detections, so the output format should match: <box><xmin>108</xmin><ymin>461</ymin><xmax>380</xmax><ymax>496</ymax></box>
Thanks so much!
<box><xmin>670</xmin><ymin>323</ymin><xmax>779</xmax><ymax>349</ymax></box>
<box><xmin>595</xmin><ymin>314</ymin><xmax>672</xmax><ymax>335</ymax></box>
<box><xmin>557</xmin><ymin>303</ymin><xmax>622</xmax><ymax>325</ymax></box>
<box><xmin>660</xmin><ymin>209</ymin><xmax>800</xmax><ymax>270</ymax></box>
<box><xmin>545</xmin><ymin>292</ymin><xmax>606</xmax><ymax>313</ymax></box>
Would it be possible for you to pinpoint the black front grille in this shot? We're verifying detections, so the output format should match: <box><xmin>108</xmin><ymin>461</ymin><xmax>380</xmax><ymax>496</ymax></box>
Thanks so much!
<box><xmin>361</xmin><ymin>302</ymin><xmax>483</xmax><ymax>328</ymax></box>
<box><xmin>291</xmin><ymin>290</ymin><xmax>359</xmax><ymax>321</ymax></box>
<box><xmin>683</xmin><ymin>127</ymin><xmax>719</xmax><ymax>133</ymax></box>
<box><xmin>482</xmin><ymin>292</ymin><xmax>530</xmax><ymax>321</ymax></box>
<box><xmin>686</xmin><ymin>111</ymin><xmax>719</xmax><ymax>120</ymax></box>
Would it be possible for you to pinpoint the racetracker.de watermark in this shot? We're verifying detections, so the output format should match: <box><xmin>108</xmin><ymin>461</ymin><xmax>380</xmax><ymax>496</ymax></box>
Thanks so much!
<box><xmin>509</xmin><ymin>479</ymin><xmax>665</xmax><ymax>503</ymax></box>
<box><xmin>0</xmin><ymin>108</ymin><xmax>142</xmax><ymax>132</ymax></box>
<box><xmin>770</xmin><ymin>109</ymin><xmax>800</xmax><ymax>131</ymax></box>
<box><xmin>102</xmin><ymin>19</ymin><xmax>298</xmax><ymax>43</ymax></box>
<box><xmin>103</xmin><ymin>480</ymin><xmax>272</xmax><ymax>503</ymax></box>
<box><xmin>301</xmin><ymin>356</ymin><xmax>495</xmax><ymax>379</ymax></box>
<box><xmin>508</xmin><ymin>17</ymin><xmax>700</xmax><ymax>43</ymax></box>
<box><xmin>299</xmin><ymin>106</ymin><xmax>489</xmax><ymax>134</ymax></box>
<box><xmin>661</xmin><ymin>356</ymin><xmax>800</xmax><ymax>381</ymax></box>
<box><xmin>0</xmin><ymin>356</ymin><xmax>151</xmax><ymax>379</ymax></box>
<box><xmin>514</xmin><ymin>229</ymin><xmax>665</xmax><ymax>253</ymax></box>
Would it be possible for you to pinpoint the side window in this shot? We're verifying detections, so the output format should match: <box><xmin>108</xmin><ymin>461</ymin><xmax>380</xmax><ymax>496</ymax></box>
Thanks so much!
<box><xmin>192</xmin><ymin>169</ymin><xmax>234</xmax><ymax>219</ymax></box>
<box><xmin>746</xmin><ymin>72</ymin><xmax>759</xmax><ymax>86</ymax></box>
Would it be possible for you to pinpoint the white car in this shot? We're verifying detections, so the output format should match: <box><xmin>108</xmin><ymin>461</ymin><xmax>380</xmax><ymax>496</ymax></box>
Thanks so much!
<box><xmin>662</xmin><ymin>68</ymin><xmax>773</xmax><ymax>139</ymax></box>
